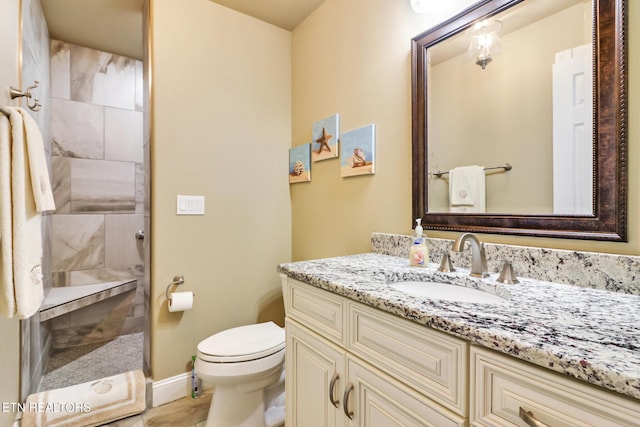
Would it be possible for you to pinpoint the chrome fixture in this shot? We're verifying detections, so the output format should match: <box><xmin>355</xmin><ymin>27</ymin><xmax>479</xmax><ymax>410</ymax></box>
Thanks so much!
<box><xmin>135</xmin><ymin>230</ymin><xmax>145</xmax><ymax>240</ymax></box>
<box><xmin>451</xmin><ymin>233</ymin><xmax>489</xmax><ymax>278</ymax></box>
<box><xmin>9</xmin><ymin>81</ymin><xmax>42</xmax><ymax>111</ymax></box>
<box><xmin>438</xmin><ymin>252</ymin><xmax>455</xmax><ymax>273</ymax></box>
<box><xmin>431</xmin><ymin>162</ymin><xmax>512</xmax><ymax>178</ymax></box>
<box><xmin>468</xmin><ymin>20</ymin><xmax>502</xmax><ymax>69</ymax></box>
<box><xmin>165</xmin><ymin>274</ymin><xmax>185</xmax><ymax>300</ymax></box>
<box><xmin>497</xmin><ymin>260</ymin><xmax>519</xmax><ymax>284</ymax></box>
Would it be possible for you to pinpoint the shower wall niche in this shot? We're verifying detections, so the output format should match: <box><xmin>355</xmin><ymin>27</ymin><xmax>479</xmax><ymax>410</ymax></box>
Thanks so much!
<box><xmin>48</xmin><ymin>40</ymin><xmax>145</xmax><ymax>349</ymax></box>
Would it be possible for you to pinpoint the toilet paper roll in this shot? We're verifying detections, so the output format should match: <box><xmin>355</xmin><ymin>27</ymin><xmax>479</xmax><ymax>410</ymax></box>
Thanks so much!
<box><xmin>168</xmin><ymin>291</ymin><xmax>194</xmax><ymax>312</ymax></box>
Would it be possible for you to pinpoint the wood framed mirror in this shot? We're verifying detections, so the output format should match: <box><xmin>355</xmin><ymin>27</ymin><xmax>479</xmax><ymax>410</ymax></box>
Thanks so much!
<box><xmin>412</xmin><ymin>0</ymin><xmax>627</xmax><ymax>241</ymax></box>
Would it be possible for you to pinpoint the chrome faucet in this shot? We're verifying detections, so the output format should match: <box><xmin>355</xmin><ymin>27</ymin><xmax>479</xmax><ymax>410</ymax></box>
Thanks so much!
<box><xmin>451</xmin><ymin>233</ymin><xmax>489</xmax><ymax>278</ymax></box>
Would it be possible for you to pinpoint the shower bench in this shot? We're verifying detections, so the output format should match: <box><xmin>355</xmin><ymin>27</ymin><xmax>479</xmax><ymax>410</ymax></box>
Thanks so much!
<box><xmin>39</xmin><ymin>279</ymin><xmax>137</xmax><ymax>322</ymax></box>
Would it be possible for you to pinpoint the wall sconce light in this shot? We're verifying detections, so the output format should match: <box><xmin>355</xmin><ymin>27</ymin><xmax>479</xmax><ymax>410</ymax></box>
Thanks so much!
<box><xmin>468</xmin><ymin>19</ymin><xmax>502</xmax><ymax>69</ymax></box>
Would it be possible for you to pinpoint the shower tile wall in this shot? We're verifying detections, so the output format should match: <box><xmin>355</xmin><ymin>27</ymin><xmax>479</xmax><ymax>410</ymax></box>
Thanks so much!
<box><xmin>49</xmin><ymin>40</ymin><xmax>144</xmax><ymax>349</ymax></box>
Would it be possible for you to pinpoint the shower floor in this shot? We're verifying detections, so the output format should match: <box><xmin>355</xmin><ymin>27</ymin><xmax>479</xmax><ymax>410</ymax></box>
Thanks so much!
<box><xmin>39</xmin><ymin>332</ymin><xmax>144</xmax><ymax>392</ymax></box>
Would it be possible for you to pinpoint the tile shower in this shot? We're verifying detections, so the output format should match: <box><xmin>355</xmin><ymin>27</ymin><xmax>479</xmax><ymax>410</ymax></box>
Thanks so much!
<box><xmin>34</xmin><ymin>37</ymin><xmax>146</xmax><ymax>392</ymax></box>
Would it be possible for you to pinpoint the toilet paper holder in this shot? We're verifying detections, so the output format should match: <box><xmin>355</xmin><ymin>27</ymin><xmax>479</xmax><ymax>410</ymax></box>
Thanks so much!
<box><xmin>166</xmin><ymin>274</ymin><xmax>190</xmax><ymax>300</ymax></box>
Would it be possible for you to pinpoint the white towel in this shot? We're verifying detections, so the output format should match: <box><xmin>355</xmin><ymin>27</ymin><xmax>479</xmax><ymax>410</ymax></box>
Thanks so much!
<box><xmin>0</xmin><ymin>106</ymin><xmax>56</xmax><ymax>319</ymax></box>
<box><xmin>449</xmin><ymin>165</ymin><xmax>485</xmax><ymax>213</ymax></box>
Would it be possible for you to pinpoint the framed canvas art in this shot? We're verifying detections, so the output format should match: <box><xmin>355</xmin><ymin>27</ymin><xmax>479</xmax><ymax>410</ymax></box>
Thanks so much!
<box><xmin>340</xmin><ymin>124</ymin><xmax>375</xmax><ymax>177</ymax></box>
<box><xmin>312</xmin><ymin>113</ymin><xmax>339</xmax><ymax>162</ymax></box>
<box><xmin>289</xmin><ymin>144</ymin><xmax>311</xmax><ymax>183</ymax></box>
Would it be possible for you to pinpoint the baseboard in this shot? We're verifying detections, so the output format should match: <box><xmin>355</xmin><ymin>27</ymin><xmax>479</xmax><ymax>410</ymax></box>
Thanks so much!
<box><xmin>151</xmin><ymin>372</ymin><xmax>190</xmax><ymax>407</ymax></box>
<box><xmin>151</xmin><ymin>372</ymin><xmax>212</xmax><ymax>407</ymax></box>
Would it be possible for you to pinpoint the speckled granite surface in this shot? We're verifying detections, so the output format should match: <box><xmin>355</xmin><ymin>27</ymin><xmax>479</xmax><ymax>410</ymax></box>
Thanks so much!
<box><xmin>372</xmin><ymin>233</ymin><xmax>640</xmax><ymax>295</ymax></box>
<box><xmin>278</xmin><ymin>252</ymin><xmax>640</xmax><ymax>401</ymax></box>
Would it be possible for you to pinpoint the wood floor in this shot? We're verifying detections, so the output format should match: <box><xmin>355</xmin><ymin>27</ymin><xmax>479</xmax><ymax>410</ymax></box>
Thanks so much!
<box><xmin>104</xmin><ymin>393</ymin><xmax>212</xmax><ymax>427</ymax></box>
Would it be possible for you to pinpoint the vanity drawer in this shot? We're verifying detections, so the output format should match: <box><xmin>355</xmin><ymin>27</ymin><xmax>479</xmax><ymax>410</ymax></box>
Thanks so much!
<box><xmin>348</xmin><ymin>301</ymin><xmax>468</xmax><ymax>416</ymax></box>
<box><xmin>284</xmin><ymin>278</ymin><xmax>347</xmax><ymax>347</ymax></box>
<box><xmin>470</xmin><ymin>346</ymin><xmax>640</xmax><ymax>427</ymax></box>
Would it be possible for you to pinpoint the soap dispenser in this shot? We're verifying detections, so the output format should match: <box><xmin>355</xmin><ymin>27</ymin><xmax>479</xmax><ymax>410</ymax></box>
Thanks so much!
<box><xmin>409</xmin><ymin>218</ymin><xmax>428</xmax><ymax>267</ymax></box>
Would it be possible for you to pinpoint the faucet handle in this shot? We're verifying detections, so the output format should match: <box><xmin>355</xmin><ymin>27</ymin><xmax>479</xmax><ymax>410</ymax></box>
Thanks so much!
<box><xmin>438</xmin><ymin>252</ymin><xmax>455</xmax><ymax>272</ymax></box>
<box><xmin>477</xmin><ymin>246</ymin><xmax>490</xmax><ymax>278</ymax></box>
<box><xmin>497</xmin><ymin>261</ymin><xmax>519</xmax><ymax>284</ymax></box>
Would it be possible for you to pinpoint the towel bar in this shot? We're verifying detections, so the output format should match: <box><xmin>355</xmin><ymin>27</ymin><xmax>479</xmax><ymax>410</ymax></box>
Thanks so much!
<box><xmin>431</xmin><ymin>162</ymin><xmax>512</xmax><ymax>178</ymax></box>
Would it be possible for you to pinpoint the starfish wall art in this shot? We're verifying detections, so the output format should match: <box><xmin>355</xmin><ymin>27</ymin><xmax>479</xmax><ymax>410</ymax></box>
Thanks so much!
<box><xmin>311</xmin><ymin>113</ymin><xmax>340</xmax><ymax>162</ymax></box>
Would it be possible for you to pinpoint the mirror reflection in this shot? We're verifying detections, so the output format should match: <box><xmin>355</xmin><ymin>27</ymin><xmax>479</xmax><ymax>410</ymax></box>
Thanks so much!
<box><xmin>426</xmin><ymin>0</ymin><xmax>592</xmax><ymax>215</ymax></box>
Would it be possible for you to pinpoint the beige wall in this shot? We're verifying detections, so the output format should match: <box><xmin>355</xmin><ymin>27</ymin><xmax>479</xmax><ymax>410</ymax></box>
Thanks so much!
<box><xmin>291</xmin><ymin>0</ymin><xmax>448</xmax><ymax>260</ymax></box>
<box><xmin>291</xmin><ymin>0</ymin><xmax>640</xmax><ymax>259</ymax></box>
<box><xmin>0</xmin><ymin>0</ymin><xmax>21</xmax><ymax>425</ymax></box>
<box><xmin>150</xmin><ymin>0</ymin><xmax>291</xmax><ymax>379</ymax></box>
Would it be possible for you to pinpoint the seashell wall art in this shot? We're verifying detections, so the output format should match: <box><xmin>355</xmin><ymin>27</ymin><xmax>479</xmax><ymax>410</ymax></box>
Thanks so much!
<box><xmin>290</xmin><ymin>116</ymin><xmax>376</xmax><ymax>182</ymax></box>
<box><xmin>340</xmin><ymin>124</ymin><xmax>375</xmax><ymax>177</ymax></box>
<box><xmin>289</xmin><ymin>143</ymin><xmax>311</xmax><ymax>184</ymax></box>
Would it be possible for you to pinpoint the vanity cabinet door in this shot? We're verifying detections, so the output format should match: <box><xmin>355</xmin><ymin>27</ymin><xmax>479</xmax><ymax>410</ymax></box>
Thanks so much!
<box><xmin>285</xmin><ymin>277</ymin><xmax>348</xmax><ymax>347</ymax></box>
<box><xmin>345</xmin><ymin>356</ymin><xmax>466</xmax><ymax>427</ymax></box>
<box><xmin>470</xmin><ymin>346</ymin><xmax>640</xmax><ymax>427</ymax></box>
<box><xmin>348</xmin><ymin>301</ymin><xmax>468</xmax><ymax>416</ymax></box>
<box><xmin>286</xmin><ymin>319</ymin><xmax>347</xmax><ymax>427</ymax></box>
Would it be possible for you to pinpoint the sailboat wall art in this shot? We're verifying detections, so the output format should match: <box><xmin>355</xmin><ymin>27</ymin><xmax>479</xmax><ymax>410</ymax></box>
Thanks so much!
<box><xmin>311</xmin><ymin>113</ymin><xmax>340</xmax><ymax>162</ymax></box>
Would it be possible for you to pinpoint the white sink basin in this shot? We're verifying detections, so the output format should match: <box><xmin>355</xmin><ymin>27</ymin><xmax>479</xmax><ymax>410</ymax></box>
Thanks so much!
<box><xmin>389</xmin><ymin>281</ymin><xmax>507</xmax><ymax>304</ymax></box>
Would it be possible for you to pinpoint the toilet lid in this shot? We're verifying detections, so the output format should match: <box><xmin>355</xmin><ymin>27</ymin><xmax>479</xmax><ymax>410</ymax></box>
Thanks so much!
<box><xmin>198</xmin><ymin>321</ymin><xmax>285</xmax><ymax>363</ymax></box>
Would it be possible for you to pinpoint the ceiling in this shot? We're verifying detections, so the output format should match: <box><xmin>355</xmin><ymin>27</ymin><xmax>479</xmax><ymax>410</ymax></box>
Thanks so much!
<box><xmin>42</xmin><ymin>0</ymin><xmax>145</xmax><ymax>60</ymax></box>
<box><xmin>210</xmin><ymin>0</ymin><xmax>325</xmax><ymax>31</ymax></box>
<box><xmin>41</xmin><ymin>0</ymin><xmax>325</xmax><ymax>60</ymax></box>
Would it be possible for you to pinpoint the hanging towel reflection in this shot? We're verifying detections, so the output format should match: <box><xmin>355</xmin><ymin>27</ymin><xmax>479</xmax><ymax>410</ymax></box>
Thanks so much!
<box><xmin>449</xmin><ymin>165</ymin><xmax>485</xmax><ymax>213</ymax></box>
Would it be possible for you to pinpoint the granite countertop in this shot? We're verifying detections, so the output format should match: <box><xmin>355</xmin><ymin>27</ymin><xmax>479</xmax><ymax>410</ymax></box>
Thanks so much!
<box><xmin>278</xmin><ymin>252</ymin><xmax>640</xmax><ymax>401</ymax></box>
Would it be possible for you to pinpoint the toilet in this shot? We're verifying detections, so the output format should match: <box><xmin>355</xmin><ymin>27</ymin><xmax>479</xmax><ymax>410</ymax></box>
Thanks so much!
<box><xmin>195</xmin><ymin>321</ymin><xmax>286</xmax><ymax>427</ymax></box>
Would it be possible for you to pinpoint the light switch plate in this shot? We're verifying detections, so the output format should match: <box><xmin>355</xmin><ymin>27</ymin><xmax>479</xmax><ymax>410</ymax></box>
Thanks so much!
<box><xmin>176</xmin><ymin>195</ymin><xmax>205</xmax><ymax>215</ymax></box>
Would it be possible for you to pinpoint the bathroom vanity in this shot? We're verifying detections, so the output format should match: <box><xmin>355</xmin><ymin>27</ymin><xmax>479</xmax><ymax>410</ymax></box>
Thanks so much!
<box><xmin>278</xmin><ymin>245</ymin><xmax>640</xmax><ymax>426</ymax></box>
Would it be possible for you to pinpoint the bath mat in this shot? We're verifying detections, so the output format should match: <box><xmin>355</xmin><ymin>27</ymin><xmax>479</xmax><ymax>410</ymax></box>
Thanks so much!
<box><xmin>22</xmin><ymin>369</ymin><xmax>146</xmax><ymax>427</ymax></box>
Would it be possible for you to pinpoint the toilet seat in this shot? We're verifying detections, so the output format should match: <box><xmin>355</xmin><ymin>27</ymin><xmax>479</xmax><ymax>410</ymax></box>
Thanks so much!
<box><xmin>197</xmin><ymin>321</ymin><xmax>285</xmax><ymax>363</ymax></box>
